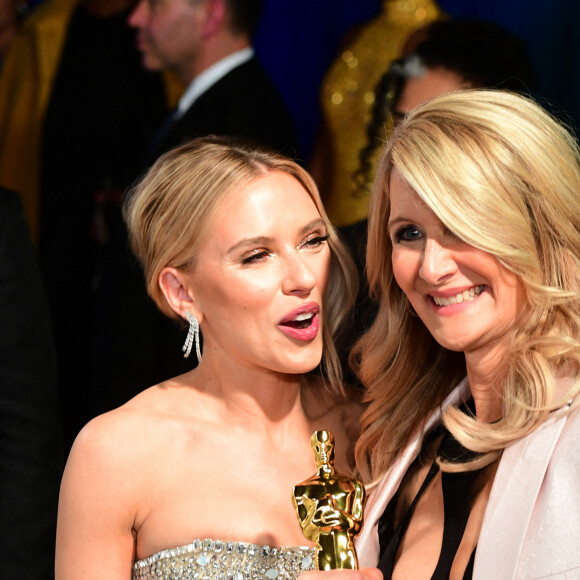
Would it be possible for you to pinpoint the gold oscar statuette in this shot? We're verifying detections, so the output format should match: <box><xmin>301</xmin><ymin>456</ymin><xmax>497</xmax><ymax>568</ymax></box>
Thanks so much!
<box><xmin>292</xmin><ymin>430</ymin><xmax>366</xmax><ymax>570</ymax></box>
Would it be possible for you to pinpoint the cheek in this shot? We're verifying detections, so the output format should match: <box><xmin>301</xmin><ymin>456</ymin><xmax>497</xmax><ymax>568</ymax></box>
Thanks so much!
<box><xmin>499</xmin><ymin>272</ymin><xmax>525</xmax><ymax>316</ymax></box>
<box><xmin>225</xmin><ymin>278</ymin><xmax>275</xmax><ymax>316</ymax></box>
<box><xmin>391</xmin><ymin>250</ymin><xmax>415</xmax><ymax>292</ymax></box>
<box><xmin>320</xmin><ymin>253</ymin><xmax>332</xmax><ymax>292</ymax></box>
<box><xmin>150</xmin><ymin>13</ymin><xmax>182</xmax><ymax>40</ymax></box>
<box><xmin>308</xmin><ymin>249</ymin><xmax>331</xmax><ymax>295</ymax></box>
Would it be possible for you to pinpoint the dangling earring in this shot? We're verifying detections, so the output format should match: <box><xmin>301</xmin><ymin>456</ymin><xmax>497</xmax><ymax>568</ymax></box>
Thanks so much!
<box><xmin>183</xmin><ymin>310</ymin><xmax>202</xmax><ymax>361</ymax></box>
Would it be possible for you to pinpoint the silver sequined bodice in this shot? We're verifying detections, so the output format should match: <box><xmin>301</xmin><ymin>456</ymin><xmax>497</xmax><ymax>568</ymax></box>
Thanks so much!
<box><xmin>132</xmin><ymin>538</ymin><xmax>316</xmax><ymax>580</ymax></box>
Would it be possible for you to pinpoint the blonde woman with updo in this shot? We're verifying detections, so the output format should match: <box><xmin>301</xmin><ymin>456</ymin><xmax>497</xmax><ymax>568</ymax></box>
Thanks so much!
<box><xmin>55</xmin><ymin>137</ymin><xmax>364</xmax><ymax>579</ymax></box>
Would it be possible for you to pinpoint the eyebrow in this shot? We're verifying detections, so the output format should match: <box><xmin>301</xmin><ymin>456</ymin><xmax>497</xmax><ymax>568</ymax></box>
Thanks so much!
<box><xmin>387</xmin><ymin>215</ymin><xmax>409</xmax><ymax>231</ymax></box>
<box><xmin>225</xmin><ymin>218</ymin><xmax>327</xmax><ymax>255</ymax></box>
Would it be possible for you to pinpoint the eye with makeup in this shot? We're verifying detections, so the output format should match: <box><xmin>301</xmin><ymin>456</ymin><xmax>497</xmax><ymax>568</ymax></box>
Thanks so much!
<box><xmin>298</xmin><ymin>232</ymin><xmax>329</xmax><ymax>252</ymax></box>
<box><xmin>239</xmin><ymin>231</ymin><xmax>328</xmax><ymax>265</ymax></box>
<box><xmin>392</xmin><ymin>224</ymin><xmax>423</xmax><ymax>244</ymax></box>
<box><xmin>240</xmin><ymin>249</ymin><xmax>271</xmax><ymax>265</ymax></box>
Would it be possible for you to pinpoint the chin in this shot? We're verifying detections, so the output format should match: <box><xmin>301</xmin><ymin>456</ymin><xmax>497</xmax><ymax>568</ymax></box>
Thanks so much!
<box><xmin>432</xmin><ymin>334</ymin><xmax>471</xmax><ymax>353</ymax></box>
<box><xmin>281</xmin><ymin>354</ymin><xmax>323</xmax><ymax>376</ymax></box>
<box><xmin>143</xmin><ymin>54</ymin><xmax>164</xmax><ymax>72</ymax></box>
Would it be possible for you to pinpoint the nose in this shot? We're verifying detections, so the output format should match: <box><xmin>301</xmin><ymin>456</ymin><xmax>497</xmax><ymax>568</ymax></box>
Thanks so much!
<box><xmin>282</xmin><ymin>252</ymin><xmax>317</xmax><ymax>296</ymax></box>
<box><xmin>418</xmin><ymin>238</ymin><xmax>456</xmax><ymax>284</ymax></box>
<box><xmin>128</xmin><ymin>0</ymin><xmax>147</xmax><ymax>28</ymax></box>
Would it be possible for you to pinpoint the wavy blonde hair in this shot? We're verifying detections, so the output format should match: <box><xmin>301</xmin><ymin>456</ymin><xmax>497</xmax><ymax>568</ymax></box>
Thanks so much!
<box><xmin>354</xmin><ymin>90</ymin><xmax>580</xmax><ymax>482</ymax></box>
<box><xmin>124</xmin><ymin>136</ymin><xmax>358</xmax><ymax>395</ymax></box>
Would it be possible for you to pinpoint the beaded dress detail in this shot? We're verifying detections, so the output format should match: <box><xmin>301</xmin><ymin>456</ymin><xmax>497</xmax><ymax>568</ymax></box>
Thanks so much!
<box><xmin>132</xmin><ymin>539</ymin><xmax>316</xmax><ymax>580</ymax></box>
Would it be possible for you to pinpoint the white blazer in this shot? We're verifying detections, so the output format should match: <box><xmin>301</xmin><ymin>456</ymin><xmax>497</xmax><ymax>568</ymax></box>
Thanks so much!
<box><xmin>356</xmin><ymin>378</ymin><xmax>580</xmax><ymax>579</ymax></box>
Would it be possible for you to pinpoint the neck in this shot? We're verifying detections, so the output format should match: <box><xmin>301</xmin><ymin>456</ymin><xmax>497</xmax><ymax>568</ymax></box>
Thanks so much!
<box><xmin>192</xmin><ymin>353</ymin><xmax>306</xmax><ymax>425</ymax></box>
<box><xmin>181</xmin><ymin>35</ymin><xmax>250</xmax><ymax>85</ymax></box>
<box><xmin>465</xmin><ymin>349</ymin><xmax>506</xmax><ymax>422</ymax></box>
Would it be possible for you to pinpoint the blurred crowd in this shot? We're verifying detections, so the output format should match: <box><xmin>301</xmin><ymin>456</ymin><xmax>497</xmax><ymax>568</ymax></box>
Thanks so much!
<box><xmin>0</xmin><ymin>0</ymin><xmax>576</xmax><ymax>576</ymax></box>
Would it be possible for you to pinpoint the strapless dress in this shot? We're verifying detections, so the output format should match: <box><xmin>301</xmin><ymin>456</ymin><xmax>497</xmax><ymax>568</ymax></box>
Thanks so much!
<box><xmin>132</xmin><ymin>538</ymin><xmax>316</xmax><ymax>580</ymax></box>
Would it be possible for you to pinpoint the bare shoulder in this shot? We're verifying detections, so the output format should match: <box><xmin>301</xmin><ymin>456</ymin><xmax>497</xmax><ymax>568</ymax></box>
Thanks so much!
<box><xmin>56</xmin><ymin>382</ymin><xmax>211</xmax><ymax>578</ymax></box>
<box><xmin>63</xmin><ymin>384</ymin><xmax>187</xmax><ymax>493</ymax></box>
<box><xmin>72</xmin><ymin>388</ymin><xmax>157</xmax><ymax>454</ymax></box>
<box><xmin>66</xmin><ymin>378</ymin><xmax>212</xmax><ymax>474</ymax></box>
<box><xmin>71</xmin><ymin>410</ymin><xmax>135</xmax><ymax>459</ymax></box>
<box><xmin>63</xmin><ymin>396</ymin><xmax>152</xmax><ymax>498</ymax></box>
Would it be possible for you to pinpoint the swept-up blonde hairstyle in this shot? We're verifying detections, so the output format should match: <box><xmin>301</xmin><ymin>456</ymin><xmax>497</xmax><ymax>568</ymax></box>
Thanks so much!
<box><xmin>354</xmin><ymin>90</ymin><xmax>580</xmax><ymax>482</ymax></box>
<box><xmin>124</xmin><ymin>136</ymin><xmax>358</xmax><ymax>395</ymax></box>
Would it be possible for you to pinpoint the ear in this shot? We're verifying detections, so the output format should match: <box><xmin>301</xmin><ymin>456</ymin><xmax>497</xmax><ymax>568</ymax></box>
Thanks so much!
<box><xmin>159</xmin><ymin>267</ymin><xmax>201</xmax><ymax>322</ymax></box>
<box><xmin>200</xmin><ymin>0</ymin><xmax>226</xmax><ymax>38</ymax></box>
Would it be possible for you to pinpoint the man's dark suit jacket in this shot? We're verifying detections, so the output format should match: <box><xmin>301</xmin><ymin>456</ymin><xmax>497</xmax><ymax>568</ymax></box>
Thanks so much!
<box><xmin>150</xmin><ymin>55</ymin><xmax>300</xmax><ymax>162</ymax></box>
<box><xmin>0</xmin><ymin>189</ymin><xmax>64</xmax><ymax>578</ymax></box>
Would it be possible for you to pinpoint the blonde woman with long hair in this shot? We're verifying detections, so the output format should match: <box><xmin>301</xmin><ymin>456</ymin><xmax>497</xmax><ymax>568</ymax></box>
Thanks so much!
<box><xmin>349</xmin><ymin>90</ymin><xmax>580</xmax><ymax>579</ymax></box>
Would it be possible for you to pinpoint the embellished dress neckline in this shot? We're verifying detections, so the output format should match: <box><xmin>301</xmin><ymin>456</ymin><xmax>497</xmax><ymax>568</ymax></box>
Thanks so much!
<box><xmin>132</xmin><ymin>538</ymin><xmax>316</xmax><ymax>580</ymax></box>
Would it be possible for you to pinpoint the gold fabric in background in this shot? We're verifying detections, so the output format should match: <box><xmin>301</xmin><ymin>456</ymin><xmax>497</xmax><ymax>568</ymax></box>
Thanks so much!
<box><xmin>318</xmin><ymin>0</ymin><xmax>442</xmax><ymax>226</ymax></box>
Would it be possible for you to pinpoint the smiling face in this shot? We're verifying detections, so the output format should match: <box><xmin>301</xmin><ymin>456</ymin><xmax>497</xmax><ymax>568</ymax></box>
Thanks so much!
<box><xmin>388</xmin><ymin>169</ymin><xmax>524</xmax><ymax>359</ymax></box>
<box><xmin>181</xmin><ymin>171</ymin><xmax>331</xmax><ymax>375</ymax></box>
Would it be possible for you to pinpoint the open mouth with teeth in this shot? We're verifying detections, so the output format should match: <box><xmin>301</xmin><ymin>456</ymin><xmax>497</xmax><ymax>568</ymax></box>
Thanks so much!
<box><xmin>280</xmin><ymin>312</ymin><xmax>315</xmax><ymax>329</ymax></box>
<box><xmin>278</xmin><ymin>307</ymin><xmax>320</xmax><ymax>342</ymax></box>
<box><xmin>431</xmin><ymin>284</ymin><xmax>485</xmax><ymax>307</ymax></box>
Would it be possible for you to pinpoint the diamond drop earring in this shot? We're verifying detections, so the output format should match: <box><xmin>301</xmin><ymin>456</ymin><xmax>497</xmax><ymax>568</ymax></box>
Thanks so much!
<box><xmin>183</xmin><ymin>310</ymin><xmax>201</xmax><ymax>361</ymax></box>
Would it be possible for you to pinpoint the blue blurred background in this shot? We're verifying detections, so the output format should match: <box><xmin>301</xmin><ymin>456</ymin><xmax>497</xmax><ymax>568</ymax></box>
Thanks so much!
<box><xmin>254</xmin><ymin>0</ymin><xmax>579</xmax><ymax>160</ymax></box>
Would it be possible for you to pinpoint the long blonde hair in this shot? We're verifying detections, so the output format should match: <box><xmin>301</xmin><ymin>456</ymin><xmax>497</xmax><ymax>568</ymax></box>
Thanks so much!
<box><xmin>354</xmin><ymin>90</ymin><xmax>580</xmax><ymax>482</ymax></box>
<box><xmin>124</xmin><ymin>136</ymin><xmax>358</xmax><ymax>395</ymax></box>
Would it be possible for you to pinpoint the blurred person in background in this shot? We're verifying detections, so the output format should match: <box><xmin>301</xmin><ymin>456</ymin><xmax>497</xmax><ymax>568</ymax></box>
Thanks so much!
<box><xmin>0</xmin><ymin>188</ymin><xmax>64</xmax><ymax>578</ymax></box>
<box><xmin>0</xmin><ymin>0</ymin><xmax>179</xmax><ymax>448</ymax></box>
